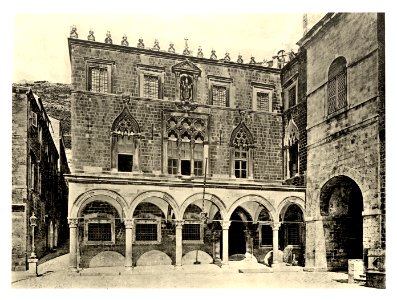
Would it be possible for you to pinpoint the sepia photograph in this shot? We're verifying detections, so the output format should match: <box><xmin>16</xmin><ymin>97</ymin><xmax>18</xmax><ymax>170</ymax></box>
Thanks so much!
<box><xmin>4</xmin><ymin>0</ymin><xmax>394</xmax><ymax>298</ymax></box>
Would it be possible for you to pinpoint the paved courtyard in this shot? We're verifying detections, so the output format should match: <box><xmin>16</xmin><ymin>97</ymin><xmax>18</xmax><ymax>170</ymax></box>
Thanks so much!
<box><xmin>10</xmin><ymin>254</ymin><xmax>372</xmax><ymax>289</ymax></box>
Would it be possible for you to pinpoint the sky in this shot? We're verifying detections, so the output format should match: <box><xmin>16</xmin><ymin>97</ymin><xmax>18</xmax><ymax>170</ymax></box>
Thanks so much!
<box><xmin>12</xmin><ymin>13</ymin><xmax>320</xmax><ymax>84</ymax></box>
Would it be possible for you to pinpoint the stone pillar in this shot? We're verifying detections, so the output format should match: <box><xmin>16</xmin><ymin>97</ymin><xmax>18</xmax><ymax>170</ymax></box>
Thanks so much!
<box><xmin>175</xmin><ymin>220</ymin><xmax>184</xmax><ymax>267</ymax></box>
<box><xmin>222</xmin><ymin>221</ymin><xmax>231</xmax><ymax>266</ymax></box>
<box><xmin>271</xmin><ymin>222</ymin><xmax>281</xmax><ymax>266</ymax></box>
<box><xmin>68</xmin><ymin>218</ymin><xmax>78</xmax><ymax>270</ymax></box>
<box><xmin>125</xmin><ymin>219</ymin><xmax>133</xmax><ymax>269</ymax></box>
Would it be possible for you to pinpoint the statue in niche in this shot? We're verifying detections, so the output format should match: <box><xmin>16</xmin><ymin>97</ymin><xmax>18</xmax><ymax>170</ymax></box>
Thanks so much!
<box><xmin>180</xmin><ymin>75</ymin><xmax>193</xmax><ymax>101</ymax></box>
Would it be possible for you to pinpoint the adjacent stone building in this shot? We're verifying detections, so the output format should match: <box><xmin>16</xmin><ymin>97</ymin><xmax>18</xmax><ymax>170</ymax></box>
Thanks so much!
<box><xmin>292</xmin><ymin>13</ymin><xmax>385</xmax><ymax>287</ymax></box>
<box><xmin>66</xmin><ymin>30</ymin><xmax>305</xmax><ymax>270</ymax></box>
<box><xmin>12</xmin><ymin>87</ymin><xmax>70</xmax><ymax>271</ymax></box>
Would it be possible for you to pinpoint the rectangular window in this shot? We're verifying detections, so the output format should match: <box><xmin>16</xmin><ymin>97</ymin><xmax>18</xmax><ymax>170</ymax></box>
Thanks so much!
<box><xmin>88</xmin><ymin>223</ymin><xmax>112</xmax><ymax>241</ymax></box>
<box><xmin>288</xmin><ymin>85</ymin><xmax>297</xmax><ymax>108</ymax></box>
<box><xmin>118</xmin><ymin>154</ymin><xmax>133</xmax><ymax>172</ymax></box>
<box><xmin>135</xmin><ymin>223</ymin><xmax>158</xmax><ymax>241</ymax></box>
<box><xmin>168</xmin><ymin>140</ymin><xmax>178</xmax><ymax>174</ymax></box>
<box><xmin>182</xmin><ymin>223</ymin><xmax>201</xmax><ymax>241</ymax></box>
<box><xmin>235</xmin><ymin>149</ymin><xmax>247</xmax><ymax>178</ymax></box>
<box><xmin>193</xmin><ymin>143</ymin><xmax>203</xmax><ymax>176</ymax></box>
<box><xmin>286</xmin><ymin>224</ymin><xmax>300</xmax><ymax>245</ymax></box>
<box><xmin>257</xmin><ymin>92</ymin><xmax>270</xmax><ymax>112</ymax></box>
<box><xmin>212</xmin><ymin>85</ymin><xmax>228</xmax><ymax>107</ymax></box>
<box><xmin>261</xmin><ymin>225</ymin><xmax>273</xmax><ymax>246</ymax></box>
<box><xmin>143</xmin><ymin>75</ymin><xmax>159</xmax><ymax>98</ymax></box>
<box><xmin>194</xmin><ymin>161</ymin><xmax>203</xmax><ymax>176</ymax></box>
<box><xmin>90</xmin><ymin>67</ymin><xmax>108</xmax><ymax>93</ymax></box>
<box><xmin>168</xmin><ymin>159</ymin><xmax>178</xmax><ymax>175</ymax></box>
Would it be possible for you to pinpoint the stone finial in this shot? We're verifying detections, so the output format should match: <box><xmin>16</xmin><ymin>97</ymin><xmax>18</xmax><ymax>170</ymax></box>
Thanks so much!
<box><xmin>267</xmin><ymin>60</ymin><xmax>274</xmax><ymax>68</ymax></box>
<box><xmin>237</xmin><ymin>55</ymin><xmax>243</xmax><ymax>64</ymax></box>
<box><xmin>224</xmin><ymin>52</ymin><xmax>231</xmax><ymax>62</ymax></box>
<box><xmin>183</xmin><ymin>38</ymin><xmax>190</xmax><ymax>55</ymax></box>
<box><xmin>121</xmin><ymin>34</ymin><xmax>129</xmax><ymax>46</ymax></box>
<box><xmin>70</xmin><ymin>25</ymin><xmax>78</xmax><ymax>38</ymax></box>
<box><xmin>105</xmin><ymin>31</ymin><xmax>113</xmax><ymax>44</ymax></box>
<box><xmin>210</xmin><ymin>49</ymin><xmax>217</xmax><ymax>60</ymax></box>
<box><xmin>87</xmin><ymin>29</ymin><xmax>95</xmax><ymax>41</ymax></box>
<box><xmin>152</xmin><ymin>39</ymin><xmax>160</xmax><ymax>51</ymax></box>
<box><xmin>168</xmin><ymin>42</ymin><xmax>175</xmax><ymax>53</ymax></box>
<box><xmin>288</xmin><ymin>50</ymin><xmax>296</xmax><ymax>60</ymax></box>
<box><xmin>137</xmin><ymin>38</ymin><xmax>144</xmax><ymax>48</ymax></box>
<box><xmin>249</xmin><ymin>56</ymin><xmax>256</xmax><ymax>64</ymax></box>
<box><xmin>197</xmin><ymin>46</ymin><xmax>204</xmax><ymax>58</ymax></box>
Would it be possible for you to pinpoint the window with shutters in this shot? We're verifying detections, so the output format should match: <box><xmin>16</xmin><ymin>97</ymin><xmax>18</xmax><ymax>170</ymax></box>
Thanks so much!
<box><xmin>327</xmin><ymin>57</ymin><xmax>347</xmax><ymax>115</ymax></box>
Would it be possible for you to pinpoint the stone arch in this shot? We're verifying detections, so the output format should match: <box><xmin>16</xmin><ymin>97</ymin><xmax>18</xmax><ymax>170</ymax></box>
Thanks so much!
<box><xmin>284</xmin><ymin>118</ymin><xmax>299</xmax><ymax>146</ymax></box>
<box><xmin>318</xmin><ymin>165</ymin><xmax>371</xmax><ymax>213</ymax></box>
<box><xmin>130</xmin><ymin>191</ymin><xmax>180</xmax><ymax>220</ymax></box>
<box><xmin>230</xmin><ymin>122</ymin><xmax>255</xmax><ymax>148</ymax></box>
<box><xmin>111</xmin><ymin>106</ymin><xmax>140</xmax><ymax>135</ymax></box>
<box><xmin>226</xmin><ymin>195</ymin><xmax>276</xmax><ymax>221</ymax></box>
<box><xmin>277</xmin><ymin>196</ymin><xmax>305</xmax><ymax>222</ymax></box>
<box><xmin>180</xmin><ymin>193</ymin><xmax>227</xmax><ymax>220</ymax></box>
<box><xmin>70</xmin><ymin>189</ymin><xmax>128</xmax><ymax>220</ymax></box>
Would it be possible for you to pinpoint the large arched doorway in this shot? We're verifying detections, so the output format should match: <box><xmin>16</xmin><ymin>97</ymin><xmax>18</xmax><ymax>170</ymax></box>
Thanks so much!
<box><xmin>320</xmin><ymin>175</ymin><xmax>363</xmax><ymax>270</ymax></box>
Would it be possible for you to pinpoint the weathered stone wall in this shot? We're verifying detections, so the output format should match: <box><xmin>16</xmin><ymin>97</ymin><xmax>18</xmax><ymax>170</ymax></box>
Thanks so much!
<box><xmin>69</xmin><ymin>39</ymin><xmax>284</xmax><ymax>180</ymax></box>
<box><xmin>303</xmin><ymin>13</ymin><xmax>383</xmax><ymax>271</ymax></box>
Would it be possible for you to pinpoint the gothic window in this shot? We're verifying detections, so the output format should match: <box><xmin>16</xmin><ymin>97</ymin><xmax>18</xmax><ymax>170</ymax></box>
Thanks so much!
<box><xmin>111</xmin><ymin>107</ymin><xmax>141</xmax><ymax>172</ymax></box>
<box><xmin>327</xmin><ymin>57</ymin><xmax>347</xmax><ymax>115</ymax></box>
<box><xmin>137</xmin><ymin>64</ymin><xmax>164</xmax><ymax>99</ymax></box>
<box><xmin>284</xmin><ymin>119</ymin><xmax>299</xmax><ymax>179</ymax></box>
<box><xmin>230</xmin><ymin>122</ymin><xmax>254</xmax><ymax>179</ymax></box>
<box><xmin>164</xmin><ymin>116</ymin><xmax>207</xmax><ymax>177</ymax></box>
<box><xmin>86</xmin><ymin>60</ymin><xmax>113</xmax><ymax>93</ymax></box>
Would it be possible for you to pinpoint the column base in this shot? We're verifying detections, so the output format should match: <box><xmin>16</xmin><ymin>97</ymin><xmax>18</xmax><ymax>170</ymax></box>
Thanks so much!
<box><xmin>27</xmin><ymin>258</ymin><xmax>38</xmax><ymax>276</ymax></box>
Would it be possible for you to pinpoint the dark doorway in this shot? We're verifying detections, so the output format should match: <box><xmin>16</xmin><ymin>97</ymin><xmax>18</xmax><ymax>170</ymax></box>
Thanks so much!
<box><xmin>320</xmin><ymin>175</ymin><xmax>363</xmax><ymax>270</ymax></box>
<box><xmin>228</xmin><ymin>211</ymin><xmax>246</xmax><ymax>256</ymax></box>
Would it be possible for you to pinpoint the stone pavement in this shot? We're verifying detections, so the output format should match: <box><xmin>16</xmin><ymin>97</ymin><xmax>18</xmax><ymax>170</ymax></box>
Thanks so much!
<box><xmin>10</xmin><ymin>253</ymin><xmax>372</xmax><ymax>289</ymax></box>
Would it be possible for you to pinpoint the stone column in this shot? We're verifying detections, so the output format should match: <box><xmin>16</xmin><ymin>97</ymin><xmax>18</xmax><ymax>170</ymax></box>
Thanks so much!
<box><xmin>175</xmin><ymin>220</ymin><xmax>184</xmax><ymax>267</ymax></box>
<box><xmin>271</xmin><ymin>222</ymin><xmax>281</xmax><ymax>267</ymax></box>
<box><xmin>68</xmin><ymin>218</ymin><xmax>78</xmax><ymax>270</ymax></box>
<box><xmin>222</xmin><ymin>221</ymin><xmax>231</xmax><ymax>266</ymax></box>
<box><xmin>125</xmin><ymin>219</ymin><xmax>133</xmax><ymax>269</ymax></box>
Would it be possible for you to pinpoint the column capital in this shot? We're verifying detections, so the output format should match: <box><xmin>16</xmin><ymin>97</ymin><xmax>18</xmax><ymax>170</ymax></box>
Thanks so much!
<box><xmin>124</xmin><ymin>219</ymin><xmax>134</xmax><ymax>229</ymax></box>
<box><xmin>221</xmin><ymin>221</ymin><xmax>231</xmax><ymax>229</ymax></box>
<box><xmin>271</xmin><ymin>222</ymin><xmax>281</xmax><ymax>230</ymax></box>
<box><xmin>175</xmin><ymin>220</ymin><xmax>185</xmax><ymax>229</ymax></box>
<box><xmin>67</xmin><ymin>218</ymin><xmax>78</xmax><ymax>227</ymax></box>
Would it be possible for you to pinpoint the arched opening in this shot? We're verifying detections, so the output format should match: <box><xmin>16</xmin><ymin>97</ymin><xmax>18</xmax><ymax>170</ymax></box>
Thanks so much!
<box><xmin>132</xmin><ymin>199</ymin><xmax>175</xmax><ymax>266</ymax></box>
<box><xmin>78</xmin><ymin>200</ymin><xmax>124</xmax><ymax>268</ymax></box>
<box><xmin>229</xmin><ymin>208</ymin><xmax>250</xmax><ymax>259</ymax></box>
<box><xmin>320</xmin><ymin>175</ymin><xmax>363</xmax><ymax>270</ymax></box>
<box><xmin>280</xmin><ymin>204</ymin><xmax>305</xmax><ymax>266</ymax></box>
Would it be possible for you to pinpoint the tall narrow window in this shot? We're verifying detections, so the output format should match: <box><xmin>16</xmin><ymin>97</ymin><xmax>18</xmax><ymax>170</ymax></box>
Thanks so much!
<box><xmin>180</xmin><ymin>135</ymin><xmax>191</xmax><ymax>176</ymax></box>
<box><xmin>288</xmin><ymin>85</ymin><xmax>297</xmax><ymax>107</ymax></box>
<box><xmin>167</xmin><ymin>134</ymin><xmax>178</xmax><ymax>175</ymax></box>
<box><xmin>212</xmin><ymin>85</ymin><xmax>228</xmax><ymax>107</ymax></box>
<box><xmin>257</xmin><ymin>92</ymin><xmax>270</xmax><ymax>112</ymax></box>
<box><xmin>284</xmin><ymin>119</ymin><xmax>299</xmax><ymax>179</ymax></box>
<box><xmin>289</xmin><ymin>143</ymin><xmax>298</xmax><ymax>177</ymax></box>
<box><xmin>327</xmin><ymin>57</ymin><xmax>347</xmax><ymax>115</ymax></box>
<box><xmin>111</xmin><ymin>106</ymin><xmax>140</xmax><ymax>172</ymax></box>
<box><xmin>230</xmin><ymin>122</ymin><xmax>254</xmax><ymax>179</ymax></box>
<box><xmin>193</xmin><ymin>138</ymin><xmax>204</xmax><ymax>176</ymax></box>
<box><xmin>234</xmin><ymin>147</ymin><xmax>248</xmax><ymax>178</ymax></box>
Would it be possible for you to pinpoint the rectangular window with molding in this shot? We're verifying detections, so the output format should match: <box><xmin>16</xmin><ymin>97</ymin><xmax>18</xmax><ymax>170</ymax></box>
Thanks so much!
<box><xmin>143</xmin><ymin>74</ymin><xmax>160</xmax><ymax>98</ymax></box>
<box><xmin>211</xmin><ymin>85</ymin><xmax>228</xmax><ymax>107</ymax></box>
<box><xmin>257</xmin><ymin>92</ymin><xmax>270</xmax><ymax>112</ymax></box>
<box><xmin>138</xmin><ymin>64</ymin><xmax>164</xmax><ymax>99</ymax></box>
<box><xmin>84</xmin><ymin>219</ymin><xmax>115</xmax><ymax>245</ymax></box>
<box><xmin>208</xmin><ymin>76</ymin><xmax>232</xmax><ymax>107</ymax></box>
<box><xmin>182</xmin><ymin>223</ymin><xmax>202</xmax><ymax>241</ymax></box>
<box><xmin>134</xmin><ymin>221</ymin><xmax>161</xmax><ymax>244</ymax></box>
<box><xmin>86</xmin><ymin>59</ymin><xmax>113</xmax><ymax>94</ymax></box>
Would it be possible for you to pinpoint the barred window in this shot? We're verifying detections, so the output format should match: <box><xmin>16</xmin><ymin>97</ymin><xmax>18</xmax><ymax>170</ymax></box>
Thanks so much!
<box><xmin>212</xmin><ymin>85</ymin><xmax>228</xmax><ymax>107</ymax></box>
<box><xmin>88</xmin><ymin>223</ymin><xmax>112</xmax><ymax>241</ymax></box>
<box><xmin>257</xmin><ymin>92</ymin><xmax>270</xmax><ymax>112</ymax></box>
<box><xmin>286</xmin><ymin>224</ymin><xmax>300</xmax><ymax>245</ymax></box>
<box><xmin>328</xmin><ymin>57</ymin><xmax>347</xmax><ymax>115</ymax></box>
<box><xmin>261</xmin><ymin>225</ymin><xmax>272</xmax><ymax>246</ymax></box>
<box><xmin>143</xmin><ymin>75</ymin><xmax>159</xmax><ymax>98</ymax></box>
<box><xmin>182</xmin><ymin>223</ymin><xmax>201</xmax><ymax>241</ymax></box>
<box><xmin>135</xmin><ymin>223</ymin><xmax>158</xmax><ymax>241</ymax></box>
<box><xmin>90</xmin><ymin>67</ymin><xmax>108</xmax><ymax>93</ymax></box>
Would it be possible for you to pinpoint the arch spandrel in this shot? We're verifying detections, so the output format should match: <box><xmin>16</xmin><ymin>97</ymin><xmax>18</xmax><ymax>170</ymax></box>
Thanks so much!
<box><xmin>226</xmin><ymin>195</ymin><xmax>276</xmax><ymax>222</ymax></box>
<box><xmin>180</xmin><ymin>193</ymin><xmax>227</xmax><ymax>221</ymax></box>
<box><xmin>277</xmin><ymin>196</ymin><xmax>306</xmax><ymax>222</ymax></box>
<box><xmin>130</xmin><ymin>191</ymin><xmax>180</xmax><ymax>220</ymax></box>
